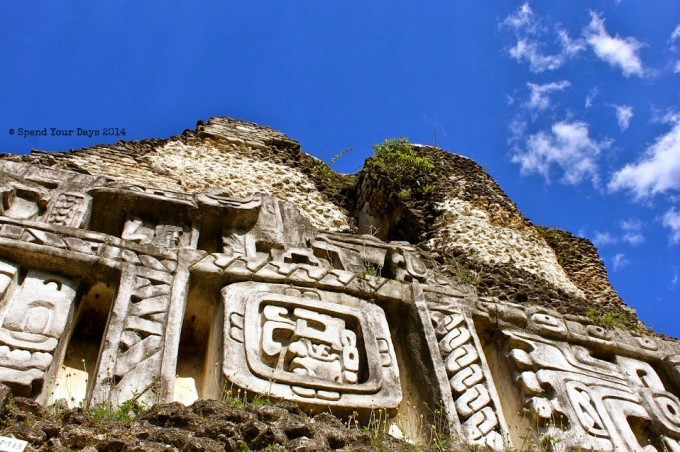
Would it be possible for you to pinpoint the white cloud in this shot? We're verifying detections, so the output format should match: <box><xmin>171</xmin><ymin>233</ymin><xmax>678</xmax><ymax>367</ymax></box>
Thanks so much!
<box><xmin>614</xmin><ymin>105</ymin><xmax>634</xmax><ymax>131</ymax></box>
<box><xmin>620</xmin><ymin>218</ymin><xmax>645</xmax><ymax>245</ymax></box>
<box><xmin>509</xmin><ymin>39</ymin><xmax>565</xmax><ymax>73</ymax></box>
<box><xmin>612</xmin><ymin>253</ymin><xmax>629</xmax><ymax>270</ymax></box>
<box><xmin>675</xmin><ymin>61</ymin><xmax>680</xmax><ymax>74</ymax></box>
<box><xmin>592</xmin><ymin>231</ymin><xmax>617</xmax><ymax>246</ymax></box>
<box><xmin>526</xmin><ymin>80</ymin><xmax>571</xmax><ymax>111</ymax></box>
<box><xmin>584</xmin><ymin>12</ymin><xmax>645</xmax><ymax>77</ymax></box>
<box><xmin>512</xmin><ymin>121</ymin><xmax>610</xmax><ymax>185</ymax></box>
<box><xmin>585</xmin><ymin>87</ymin><xmax>599</xmax><ymax>108</ymax></box>
<box><xmin>672</xmin><ymin>23</ymin><xmax>680</xmax><ymax>42</ymax></box>
<box><xmin>503</xmin><ymin>3</ymin><xmax>536</xmax><ymax>32</ymax></box>
<box><xmin>502</xmin><ymin>4</ymin><xmax>580</xmax><ymax>73</ymax></box>
<box><xmin>591</xmin><ymin>220</ymin><xmax>645</xmax><ymax>247</ymax></box>
<box><xmin>663</xmin><ymin>207</ymin><xmax>680</xmax><ymax>244</ymax></box>
<box><xmin>609</xmin><ymin>116</ymin><xmax>680</xmax><ymax>199</ymax></box>
<box><xmin>557</xmin><ymin>27</ymin><xmax>586</xmax><ymax>57</ymax></box>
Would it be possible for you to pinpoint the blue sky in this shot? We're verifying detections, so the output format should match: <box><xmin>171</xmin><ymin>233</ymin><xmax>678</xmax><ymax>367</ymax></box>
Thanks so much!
<box><xmin>1</xmin><ymin>2</ymin><xmax>679</xmax><ymax>336</ymax></box>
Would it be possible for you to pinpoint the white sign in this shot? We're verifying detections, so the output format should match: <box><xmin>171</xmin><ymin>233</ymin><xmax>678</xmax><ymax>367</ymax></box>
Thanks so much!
<box><xmin>0</xmin><ymin>436</ymin><xmax>27</xmax><ymax>452</ymax></box>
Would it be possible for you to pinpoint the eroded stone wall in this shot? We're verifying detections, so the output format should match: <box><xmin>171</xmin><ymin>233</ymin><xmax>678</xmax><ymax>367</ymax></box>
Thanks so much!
<box><xmin>8</xmin><ymin>118</ymin><xmax>352</xmax><ymax>232</ymax></box>
<box><xmin>0</xmin><ymin>118</ymin><xmax>675</xmax><ymax>450</ymax></box>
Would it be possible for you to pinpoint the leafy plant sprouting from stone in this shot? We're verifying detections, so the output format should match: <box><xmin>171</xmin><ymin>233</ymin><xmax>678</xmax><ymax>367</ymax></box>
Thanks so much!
<box><xmin>89</xmin><ymin>398</ymin><xmax>147</xmax><ymax>422</ymax></box>
<box><xmin>220</xmin><ymin>378</ymin><xmax>275</xmax><ymax>408</ymax></box>
<box><xmin>356</xmin><ymin>262</ymin><xmax>381</xmax><ymax>279</ymax></box>
<box><xmin>369</xmin><ymin>137</ymin><xmax>439</xmax><ymax>202</ymax></box>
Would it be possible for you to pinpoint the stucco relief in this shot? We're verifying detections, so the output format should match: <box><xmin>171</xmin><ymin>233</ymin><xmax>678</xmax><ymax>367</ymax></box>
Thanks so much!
<box><xmin>0</xmin><ymin>153</ymin><xmax>678</xmax><ymax>451</ymax></box>
<box><xmin>0</xmin><ymin>263</ymin><xmax>78</xmax><ymax>397</ymax></box>
<box><xmin>504</xmin><ymin>329</ymin><xmax>680</xmax><ymax>450</ymax></box>
<box><xmin>429</xmin><ymin>308</ymin><xmax>509</xmax><ymax>450</ymax></box>
<box><xmin>222</xmin><ymin>282</ymin><xmax>401</xmax><ymax>414</ymax></box>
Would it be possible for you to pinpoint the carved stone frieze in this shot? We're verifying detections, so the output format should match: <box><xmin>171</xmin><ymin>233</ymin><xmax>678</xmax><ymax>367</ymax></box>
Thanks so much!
<box><xmin>0</xmin><ymin>262</ymin><xmax>78</xmax><ymax>398</ymax></box>
<box><xmin>429</xmin><ymin>306</ymin><xmax>509</xmax><ymax>450</ymax></box>
<box><xmin>44</xmin><ymin>192</ymin><xmax>92</xmax><ymax>228</ymax></box>
<box><xmin>222</xmin><ymin>282</ymin><xmax>401</xmax><ymax>414</ymax></box>
<box><xmin>0</xmin><ymin>155</ymin><xmax>677</xmax><ymax>451</ymax></box>
<box><xmin>504</xmin><ymin>329</ymin><xmax>680</xmax><ymax>450</ymax></box>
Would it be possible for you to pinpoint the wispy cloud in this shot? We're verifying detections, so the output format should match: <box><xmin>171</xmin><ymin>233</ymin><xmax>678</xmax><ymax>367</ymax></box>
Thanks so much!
<box><xmin>509</xmin><ymin>39</ymin><xmax>565</xmax><ymax>73</ymax></box>
<box><xmin>613</xmin><ymin>253</ymin><xmax>629</xmax><ymax>270</ymax></box>
<box><xmin>609</xmin><ymin>114</ymin><xmax>680</xmax><ymax>199</ymax></box>
<box><xmin>584</xmin><ymin>12</ymin><xmax>645</xmax><ymax>77</ymax></box>
<box><xmin>672</xmin><ymin>23</ymin><xmax>680</xmax><ymax>42</ymax></box>
<box><xmin>590</xmin><ymin>219</ymin><xmax>644</xmax><ymax>247</ymax></box>
<box><xmin>585</xmin><ymin>87</ymin><xmax>599</xmax><ymax>108</ymax></box>
<box><xmin>663</xmin><ymin>207</ymin><xmax>680</xmax><ymax>244</ymax></box>
<box><xmin>620</xmin><ymin>218</ymin><xmax>645</xmax><ymax>245</ymax></box>
<box><xmin>592</xmin><ymin>231</ymin><xmax>617</xmax><ymax>246</ymax></box>
<box><xmin>614</xmin><ymin>105</ymin><xmax>634</xmax><ymax>131</ymax></box>
<box><xmin>503</xmin><ymin>3</ymin><xmax>536</xmax><ymax>32</ymax></box>
<box><xmin>670</xmin><ymin>24</ymin><xmax>680</xmax><ymax>73</ymax></box>
<box><xmin>526</xmin><ymin>80</ymin><xmax>571</xmax><ymax>111</ymax></box>
<box><xmin>512</xmin><ymin>121</ymin><xmax>610</xmax><ymax>186</ymax></box>
<box><xmin>557</xmin><ymin>27</ymin><xmax>586</xmax><ymax>57</ymax></box>
<box><xmin>501</xmin><ymin>4</ymin><xmax>583</xmax><ymax>73</ymax></box>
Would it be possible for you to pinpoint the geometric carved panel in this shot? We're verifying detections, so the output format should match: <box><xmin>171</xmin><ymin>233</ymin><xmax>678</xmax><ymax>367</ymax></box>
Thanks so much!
<box><xmin>222</xmin><ymin>282</ymin><xmax>401</xmax><ymax>414</ymax></box>
<box><xmin>504</xmin><ymin>329</ymin><xmax>680</xmax><ymax>451</ymax></box>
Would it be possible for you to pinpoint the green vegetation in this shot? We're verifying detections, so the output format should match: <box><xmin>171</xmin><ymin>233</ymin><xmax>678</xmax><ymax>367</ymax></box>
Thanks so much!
<box><xmin>221</xmin><ymin>385</ymin><xmax>275</xmax><ymax>408</ymax></box>
<box><xmin>89</xmin><ymin>399</ymin><xmax>146</xmax><ymax>422</ymax></box>
<box><xmin>356</xmin><ymin>263</ymin><xmax>381</xmax><ymax>279</ymax></box>
<box><xmin>372</xmin><ymin>138</ymin><xmax>435</xmax><ymax>178</ymax></box>
<box><xmin>443</xmin><ymin>259</ymin><xmax>482</xmax><ymax>288</ymax></box>
<box><xmin>369</xmin><ymin>138</ymin><xmax>439</xmax><ymax>202</ymax></box>
<box><xmin>586</xmin><ymin>306</ymin><xmax>642</xmax><ymax>332</ymax></box>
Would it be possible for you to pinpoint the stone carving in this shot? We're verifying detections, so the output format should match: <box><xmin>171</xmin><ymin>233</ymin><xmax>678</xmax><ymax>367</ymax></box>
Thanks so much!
<box><xmin>122</xmin><ymin>217</ymin><xmax>191</xmax><ymax>248</ymax></box>
<box><xmin>218</xmin><ymin>194</ymin><xmax>315</xmax><ymax>257</ymax></box>
<box><xmin>505</xmin><ymin>329</ymin><xmax>680</xmax><ymax>450</ymax></box>
<box><xmin>0</xmin><ymin>148</ymin><xmax>678</xmax><ymax>452</ymax></box>
<box><xmin>94</xmin><ymin>255</ymin><xmax>177</xmax><ymax>405</ymax></box>
<box><xmin>430</xmin><ymin>309</ymin><xmax>508</xmax><ymax>450</ymax></box>
<box><xmin>0</xmin><ymin>178</ymin><xmax>50</xmax><ymax>221</ymax></box>
<box><xmin>222</xmin><ymin>282</ymin><xmax>401</xmax><ymax>414</ymax></box>
<box><xmin>44</xmin><ymin>192</ymin><xmax>92</xmax><ymax>228</ymax></box>
<box><xmin>384</xmin><ymin>245</ymin><xmax>428</xmax><ymax>283</ymax></box>
<box><xmin>0</xmin><ymin>264</ymin><xmax>78</xmax><ymax>397</ymax></box>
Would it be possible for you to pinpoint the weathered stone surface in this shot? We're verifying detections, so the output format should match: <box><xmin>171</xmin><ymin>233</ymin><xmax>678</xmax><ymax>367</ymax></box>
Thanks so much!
<box><xmin>0</xmin><ymin>116</ymin><xmax>677</xmax><ymax>450</ymax></box>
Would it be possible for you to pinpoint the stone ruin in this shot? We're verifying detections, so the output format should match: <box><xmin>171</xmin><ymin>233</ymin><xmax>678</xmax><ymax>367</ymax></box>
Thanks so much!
<box><xmin>0</xmin><ymin>117</ymin><xmax>678</xmax><ymax>450</ymax></box>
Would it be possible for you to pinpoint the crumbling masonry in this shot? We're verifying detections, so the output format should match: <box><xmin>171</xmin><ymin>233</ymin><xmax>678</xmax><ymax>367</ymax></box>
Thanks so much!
<box><xmin>0</xmin><ymin>117</ymin><xmax>678</xmax><ymax>450</ymax></box>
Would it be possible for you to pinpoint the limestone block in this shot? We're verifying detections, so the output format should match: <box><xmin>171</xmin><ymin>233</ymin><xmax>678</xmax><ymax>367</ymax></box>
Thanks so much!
<box><xmin>222</xmin><ymin>282</ymin><xmax>401</xmax><ymax>415</ymax></box>
<box><xmin>0</xmin><ymin>270</ymin><xmax>77</xmax><ymax>352</ymax></box>
<box><xmin>0</xmin><ymin>181</ymin><xmax>50</xmax><ymax>221</ymax></box>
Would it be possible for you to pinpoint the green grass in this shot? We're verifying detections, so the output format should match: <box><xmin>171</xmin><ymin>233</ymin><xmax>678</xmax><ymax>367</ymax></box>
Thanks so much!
<box><xmin>89</xmin><ymin>399</ymin><xmax>146</xmax><ymax>422</ymax></box>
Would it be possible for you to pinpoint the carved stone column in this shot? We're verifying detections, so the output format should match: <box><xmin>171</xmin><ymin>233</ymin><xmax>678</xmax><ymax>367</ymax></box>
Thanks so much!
<box><xmin>92</xmin><ymin>253</ymin><xmax>181</xmax><ymax>406</ymax></box>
